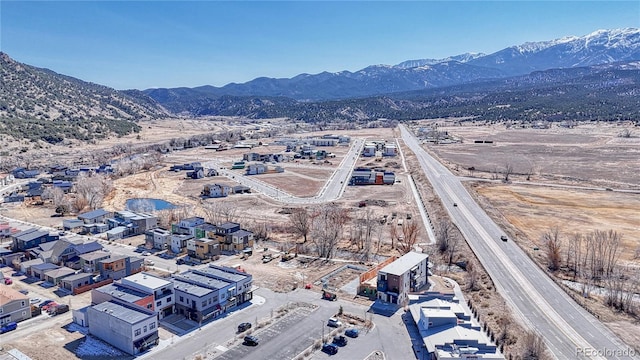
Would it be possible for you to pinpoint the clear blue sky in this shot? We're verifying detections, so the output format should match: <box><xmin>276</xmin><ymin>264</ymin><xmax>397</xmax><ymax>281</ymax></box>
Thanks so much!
<box><xmin>1</xmin><ymin>1</ymin><xmax>638</xmax><ymax>90</ymax></box>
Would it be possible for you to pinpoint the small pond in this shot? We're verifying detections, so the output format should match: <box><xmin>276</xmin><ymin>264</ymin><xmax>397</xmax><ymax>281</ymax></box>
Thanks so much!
<box><xmin>125</xmin><ymin>198</ymin><xmax>177</xmax><ymax>212</ymax></box>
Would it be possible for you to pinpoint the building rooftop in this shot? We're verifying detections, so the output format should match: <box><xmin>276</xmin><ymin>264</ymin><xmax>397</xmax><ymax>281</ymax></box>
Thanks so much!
<box><xmin>78</xmin><ymin>208</ymin><xmax>110</xmax><ymax>220</ymax></box>
<box><xmin>79</xmin><ymin>251</ymin><xmax>111</xmax><ymax>261</ymax></box>
<box><xmin>60</xmin><ymin>272</ymin><xmax>93</xmax><ymax>282</ymax></box>
<box><xmin>175</xmin><ymin>271</ymin><xmax>232</xmax><ymax>290</ymax></box>
<box><xmin>379</xmin><ymin>251</ymin><xmax>428</xmax><ymax>276</ymax></box>
<box><xmin>91</xmin><ymin>301</ymin><xmax>152</xmax><ymax>325</ymax></box>
<box><xmin>44</xmin><ymin>266</ymin><xmax>76</xmax><ymax>279</ymax></box>
<box><xmin>0</xmin><ymin>284</ymin><xmax>29</xmax><ymax>305</ymax></box>
<box><xmin>197</xmin><ymin>265</ymin><xmax>249</xmax><ymax>283</ymax></box>
<box><xmin>99</xmin><ymin>255</ymin><xmax>128</xmax><ymax>263</ymax></box>
<box><xmin>21</xmin><ymin>258</ymin><xmax>44</xmax><ymax>267</ymax></box>
<box><xmin>217</xmin><ymin>222</ymin><xmax>240</xmax><ymax>230</ymax></box>
<box><xmin>95</xmin><ymin>283</ymin><xmax>149</xmax><ymax>303</ymax></box>
<box><xmin>30</xmin><ymin>263</ymin><xmax>60</xmax><ymax>271</ymax></box>
<box><xmin>123</xmin><ymin>272</ymin><xmax>172</xmax><ymax>290</ymax></box>
<box><xmin>73</xmin><ymin>241</ymin><xmax>103</xmax><ymax>255</ymax></box>
<box><xmin>172</xmin><ymin>279</ymin><xmax>215</xmax><ymax>297</ymax></box>
<box><xmin>14</xmin><ymin>229</ymin><xmax>49</xmax><ymax>242</ymax></box>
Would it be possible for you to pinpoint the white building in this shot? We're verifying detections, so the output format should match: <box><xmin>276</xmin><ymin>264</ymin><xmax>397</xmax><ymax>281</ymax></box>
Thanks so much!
<box><xmin>145</xmin><ymin>228</ymin><xmax>171</xmax><ymax>250</ymax></box>
<box><xmin>377</xmin><ymin>251</ymin><xmax>429</xmax><ymax>305</ymax></box>
<box><xmin>383</xmin><ymin>144</ymin><xmax>398</xmax><ymax>156</ymax></box>
<box><xmin>121</xmin><ymin>272</ymin><xmax>175</xmax><ymax>319</ymax></box>
<box><xmin>409</xmin><ymin>296</ymin><xmax>504</xmax><ymax>359</ymax></box>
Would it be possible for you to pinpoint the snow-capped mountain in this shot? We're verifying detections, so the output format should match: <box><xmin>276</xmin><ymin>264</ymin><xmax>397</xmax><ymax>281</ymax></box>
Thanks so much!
<box><xmin>145</xmin><ymin>28</ymin><xmax>640</xmax><ymax>103</ymax></box>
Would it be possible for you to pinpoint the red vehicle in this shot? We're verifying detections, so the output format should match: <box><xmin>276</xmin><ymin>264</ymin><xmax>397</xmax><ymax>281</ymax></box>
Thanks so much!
<box><xmin>42</xmin><ymin>302</ymin><xmax>58</xmax><ymax>311</ymax></box>
<box><xmin>3</xmin><ymin>278</ymin><xmax>12</xmax><ymax>285</ymax></box>
<box><xmin>322</xmin><ymin>290</ymin><xmax>337</xmax><ymax>301</ymax></box>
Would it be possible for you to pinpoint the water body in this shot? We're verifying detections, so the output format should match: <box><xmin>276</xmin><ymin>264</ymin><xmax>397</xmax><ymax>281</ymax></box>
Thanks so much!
<box><xmin>125</xmin><ymin>198</ymin><xmax>177</xmax><ymax>212</ymax></box>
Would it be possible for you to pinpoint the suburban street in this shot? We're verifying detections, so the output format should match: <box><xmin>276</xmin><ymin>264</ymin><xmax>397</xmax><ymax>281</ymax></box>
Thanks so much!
<box><xmin>203</xmin><ymin>138</ymin><xmax>364</xmax><ymax>204</ymax></box>
<box><xmin>400</xmin><ymin>124</ymin><xmax>639</xmax><ymax>360</ymax></box>
<box><xmin>141</xmin><ymin>288</ymin><xmax>415</xmax><ymax>360</ymax></box>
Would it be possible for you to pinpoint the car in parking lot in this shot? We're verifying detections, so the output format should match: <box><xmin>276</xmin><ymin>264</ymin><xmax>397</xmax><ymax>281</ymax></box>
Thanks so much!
<box><xmin>243</xmin><ymin>335</ymin><xmax>259</xmax><ymax>346</ymax></box>
<box><xmin>30</xmin><ymin>298</ymin><xmax>41</xmax><ymax>304</ymax></box>
<box><xmin>322</xmin><ymin>343</ymin><xmax>338</xmax><ymax>355</ymax></box>
<box><xmin>43</xmin><ymin>302</ymin><xmax>59</xmax><ymax>311</ymax></box>
<box><xmin>237</xmin><ymin>322</ymin><xmax>252</xmax><ymax>333</ymax></box>
<box><xmin>327</xmin><ymin>317</ymin><xmax>342</xmax><ymax>328</ymax></box>
<box><xmin>345</xmin><ymin>328</ymin><xmax>359</xmax><ymax>338</ymax></box>
<box><xmin>38</xmin><ymin>300</ymin><xmax>54</xmax><ymax>308</ymax></box>
<box><xmin>333</xmin><ymin>335</ymin><xmax>348</xmax><ymax>347</ymax></box>
<box><xmin>0</xmin><ymin>322</ymin><xmax>17</xmax><ymax>334</ymax></box>
<box><xmin>18</xmin><ymin>289</ymin><xmax>29</xmax><ymax>295</ymax></box>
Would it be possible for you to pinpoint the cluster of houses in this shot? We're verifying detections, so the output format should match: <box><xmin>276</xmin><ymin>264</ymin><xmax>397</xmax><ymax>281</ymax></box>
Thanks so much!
<box><xmin>145</xmin><ymin>217</ymin><xmax>254</xmax><ymax>259</ymax></box>
<box><xmin>69</xmin><ymin>266</ymin><xmax>253</xmax><ymax>355</ymax></box>
<box><xmin>1</xmin><ymin>164</ymin><xmax>115</xmax><ymax>204</ymax></box>
<box><xmin>201</xmin><ymin>184</ymin><xmax>251</xmax><ymax>198</ymax></box>
<box><xmin>362</xmin><ymin>140</ymin><xmax>398</xmax><ymax>157</ymax></box>
<box><xmin>62</xmin><ymin>208</ymin><xmax>158</xmax><ymax>241</ymax></box>
<box><xmin>349</xmin><ymin>167</ymin><xmax>396</xmax><ymax>186</ymax></box>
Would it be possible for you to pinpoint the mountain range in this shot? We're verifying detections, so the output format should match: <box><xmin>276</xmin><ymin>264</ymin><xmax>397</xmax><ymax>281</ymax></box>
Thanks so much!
<box><xmin>145</xmin><ymin>28</ymin><xmax>640</xmax><ymax>104</ymax></box>
<box><xmin>1</xmin><ymin>28</ymin><xmax>639</xmax><ymax>144</ymax></box>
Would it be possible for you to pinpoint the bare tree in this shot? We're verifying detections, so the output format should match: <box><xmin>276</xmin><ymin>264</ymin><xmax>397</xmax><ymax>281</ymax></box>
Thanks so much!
<box><xmin>436</xmin><ymin>220</ymin><xmax>452</xmax><ymax>253</ymax></box>
<box><xmin>445</xmin><ymin>235</ymin><xmax>459</xmax><ymax>266</ymax></box>
<box><xmin>618</xmin><ymin>128</ymin><xmax>633</xmax><ymax>138</ymax></box>
<box><xmin>310</xmin><ymin>205</ymin><xmax>349</xmax><ymax>259</ymax></box>
<box><xmin>289</xmin><ymin>208</ymin><xmax>311</xmax><ymax>243</ymax></box>
<box><xmin>542</xmin><ymin>227</ymin><xmax>562</xmax><ymax>271</ymax></box>
<box><xmin>521</xmin><ymin>331</ymin><xmax>546</xmax><ymax>360</ymax></box>
<box><xmin>466</xmin><ymin>262</ymin><xmax>481</xmax><ymax>291</ymax></box>
<box><xmin>202</xmin><ymin>201</ymin><xmax>238</xmax><ymax>225</ymax></box>
<box><xmin>566</xmin><ymin>232</ymin><xmax>583</xmax><ymax>280</ymax></box>
<box><xmin>396</xmin><ymin>221</ymin><xmax>420</xmax><ymax>254</ymax></box>
<box><xmin>74</xmin><ymin>172</ymin><xmax>113</xmax><ymax>210</ymax></box>
<box><xmin>503</xmin><ymin>162</ymin><xmax>514</xmax><ymax>182</ymax></box>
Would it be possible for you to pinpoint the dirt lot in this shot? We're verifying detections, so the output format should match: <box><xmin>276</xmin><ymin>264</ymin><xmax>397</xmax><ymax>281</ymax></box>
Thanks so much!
<box><xmin>425</xmin><ymin>121</ymin><xmax>640</xmax><ymax>188</ymax></box>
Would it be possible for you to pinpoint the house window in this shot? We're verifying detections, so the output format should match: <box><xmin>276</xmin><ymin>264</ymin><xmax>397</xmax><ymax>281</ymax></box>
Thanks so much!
<box><xmin>179</xmin><ymin>296</ymin><xmax>184</xmax><ymax>303</ymax></box>
<box><xmin>201</xmin><ymin>300</ymin><xmax>206</xmax><ymax>307</ymax></box>
<box><xmin>147</xmin><ymin>304</ymin><xmax>153</xmax><ymax>309</ymax></box>
<box><xmin>22</xmin><ymin>311</ymin><xmax>27</xmax><ymax>316</ymax></box>
<box><xmin>156</xmin><ymin>301</ymin><xmax>161</xmax><ymax>307</ymax></box>
<box><xmin>21</xmin><ymin>301</ymin><xmax>26</xmax><ymax>307</ymax></box>
<box><xmin>143</xmin><ymin>325</ymin><xmax>147</xmax><ymax>333</ymax></box>
<box><xmin>135</xmin><ymin>328</ymin><xmax>141</xmax><ymax>336</ymax></box>
<box><xmin>149</xmin><ymin>322</ymin><xmax>155</xmax><ymax>330</ymax></box>
<box><xmin>167</xmin><ymin>297</ymin><xmax>171</xmax><ymax>303</ymax></box>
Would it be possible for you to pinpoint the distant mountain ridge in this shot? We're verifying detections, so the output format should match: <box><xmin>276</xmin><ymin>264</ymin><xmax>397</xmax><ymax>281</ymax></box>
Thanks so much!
<box><xmin>145</xmin><ymin>28</ymin><xmax>640</xmax><ymax>105</ymax></box>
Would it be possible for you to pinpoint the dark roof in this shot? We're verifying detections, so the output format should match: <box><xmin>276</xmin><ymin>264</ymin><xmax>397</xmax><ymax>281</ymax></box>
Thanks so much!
<box><xmin>95</xmin><ymin>283</ymin><xmax>148</xmax><ymax>303</ymax></box>
<box><xmin>195</xmin><ymin>223</ymin><xmax>217</xmax><ymax>232</ymax></box>
<box><xmin>197</xmin><ymin>265</ymin><xmax>249</xmax><ymax>283</ymax></box>
<box><xmin>30</xmin><ymin>263</ymin><xmax>60</xmax><ymax>271</ymax></box>
<box><xmin>73</xmin><ymin>242</ymin><xmax>103</xmax><ymax>255</ymax></box>
<box><xmin>230</xmin><ymin>229</ymin><xmax>253</xmax><ymax>238</ymax></box>
<box><xmin>217</xmin><ymin>222</ymin><xmax>240</xmax><ymax>230</ymax></box>
<box><xmin>78</xmin><ymin>209</ymin><xmax>110</xmax><ymax>220</ymax></box>
<box><xmin>14</xmin><ymin>229</ymin><xmax>49</xmax><ymax>242</ymax></box>
<box><xmin>50</xmin><ymin>239</ymin><xmax>74</xmax><ymax>259</ymax></box>
<box><xmin>91</xmin><ymin>301</ymin><xmax>153</xmax><ymax>325</ymax></box>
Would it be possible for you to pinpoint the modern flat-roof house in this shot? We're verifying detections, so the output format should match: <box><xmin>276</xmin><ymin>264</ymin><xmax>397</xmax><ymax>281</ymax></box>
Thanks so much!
<box><xmin>377</xmin><ymin>251</ymin><xmax>429</xmax><ymax>306</ymax></box>
<box><xmin>170</xmin><ymin>234</ymin><xmax>193</xmax><ymax>254</ymax></box>
<box><xmin>87</xmin><ymin>300</ymin><xmax>159</xmax><ymax>355</ymax></box>
<box><xmin>409</xmin><ymin>296</ymin><xmax>503</xmax><ymax>360</ymax></box>
<box><xmin>99</xmin><ymin>255</ymin><xmax>143</xmax><ymax>280</ymax></box>
<box><xmin>80</xmin><ymin>251</ymin><xmax>111</xmax><ymax>273</ymax></box>
<box><xmin>78</xmin><ymin>208</ymin><xmax>113</xmax><ymax>224</ymax></box>
<box><xmin>111</xmin><ymin>211</ymin><xmax>158</xmax><ymax>236</ymax></box>
<box><xmin>62</xmin><ymin>219</ymin><xmax>85</xmax><ymax>231</ymax></box>
<box><xmin>173</xmin><ymin>265</ymin><xmax>253</xmax><ymax>322</ymax></box>
<box><xmin>0</xmin><ymin>284</ymin><xmax>32</xmax><ymax>325</ymax></box>
<box><xmin>91</xmin><ymin>283</ymin><xmax>155</xmax><ymax>312</ymax></box>
<box><xmin>121</xmin><ymin>273</ymin><xmax>175</xmax><ymax>319</ymax></box>
<box><xmin>186</xmin><ymin>238</ymin><xmax>220</xmax><ymax>260</ymax></box>
<box><xmin>145</xmin><ymin>228</ymin><xmax>171</xmax><ymax>250</ymax></box>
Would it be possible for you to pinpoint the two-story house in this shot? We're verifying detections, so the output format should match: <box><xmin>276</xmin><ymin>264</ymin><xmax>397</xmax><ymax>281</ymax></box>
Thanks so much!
<box><xmin>0</xmin><ymin>285</ymin><xmax>32</xmax><ymax>325</ymax></box>
<box><xmin>186</xmin><ymin>238</ymin><xmax>220</xmax><ymax>260</ymax></box>
<box><xmin>145</xmin><ymin>228</ymin><xmax>171</xmax><ymax>250</ymax></box>
<box><xmin>377</xmin><ymin>251</ymin><xmax>429</xmax><ymax>306</ymax></box>
<box><xmin>121</xmin><ymin>273</ymin><xmax>175</xmax><ymax>319</ymax></box>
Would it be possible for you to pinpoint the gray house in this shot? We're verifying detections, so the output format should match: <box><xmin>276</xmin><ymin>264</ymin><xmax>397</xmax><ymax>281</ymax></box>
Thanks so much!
<box><xmin>60</xmin><ymin>272</ymin><xmax>93</xmax><ymax>292</ymax></box>
<box><xmin>0</xmin><ymin>285</ymin><xmax>32</xmax><ymax>324</ymax></box>
<box><xmin>87</xmin><ymin>301</ymin><xmax>159</xmax><ymax>355</ymax></box>
<box><xmin>78</xmin><ymin>209</ymin><xmax>113</xmax><ymax>224</ymax></box>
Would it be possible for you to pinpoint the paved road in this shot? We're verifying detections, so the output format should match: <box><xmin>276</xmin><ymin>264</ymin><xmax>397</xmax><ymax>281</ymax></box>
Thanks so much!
<box><xmin>143</xmin><ymin>288</ymin><xmax>414</xmax><ymax>360</ymax></box>
<box><xmin>400</xmin><ymin>125</ymin><xmax>639</xmax><ymax>360</ymax></box>
<box><xmin>203</xmin><ymin>139</ymin><xmax>364</xmax><ymax>204</ymax></box>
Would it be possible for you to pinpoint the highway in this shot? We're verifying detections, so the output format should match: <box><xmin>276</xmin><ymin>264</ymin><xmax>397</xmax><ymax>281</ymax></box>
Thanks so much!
<box><xmin>400</xmin><ymin>124</ymin><xmax>638</xmax><ymax>360</ymax></box>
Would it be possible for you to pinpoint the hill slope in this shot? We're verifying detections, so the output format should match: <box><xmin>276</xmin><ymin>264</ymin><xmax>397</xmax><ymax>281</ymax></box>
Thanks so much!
<box><xmin>0</xmin><ymin>52</ymin><xmax>168</xmax><ymax>143</ymax></box>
